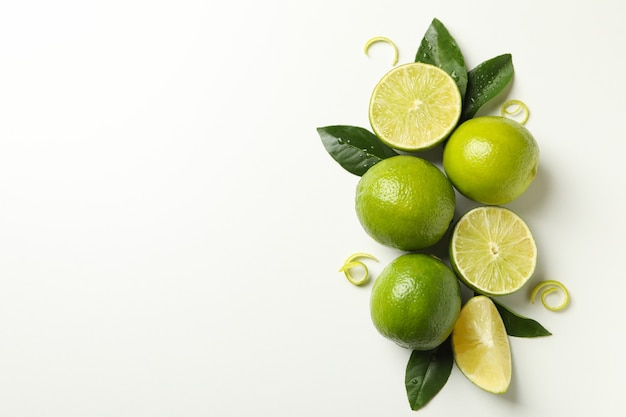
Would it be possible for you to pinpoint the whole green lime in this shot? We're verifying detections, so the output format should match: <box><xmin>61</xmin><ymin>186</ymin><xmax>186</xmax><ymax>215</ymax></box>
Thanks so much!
<box><xmin>355</xmin><ymin>155</ymin><xmax>455</xmax><ymax>251</ymax></box>
<box><xmin>370</xmin><ymin>253</ymin><xmax>461</xmax><ymax>351</ymax></box>
<box><xmin>443</xmin><ymin>116</ymin><xmax>539</xmax><ymax>205</ymax></box>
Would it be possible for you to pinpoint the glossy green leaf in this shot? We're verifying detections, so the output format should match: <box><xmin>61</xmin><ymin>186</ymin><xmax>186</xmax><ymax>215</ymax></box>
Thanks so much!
<box><xmin>415</xmin><ymin>18</ymin><xmax>467</xmax><ymax>99</ymax></box>
<box><xmin>462</xmin><ymin>54</ymin><xmax>514</xmax><ymax>121</ymax></box>
<box><xmin>493</xmin><ymin>299</ymin><xmax>552</xmax><ymax>337</ymax></box>
<box><xmin>317</xmin><ymin>125</ymin><xmax>398</xmax><ymax>176</ymax></box>
<box><xmin>405</xmin><ymin>340</ymin><xmax>453</xmax><ymax>411</ymax></box>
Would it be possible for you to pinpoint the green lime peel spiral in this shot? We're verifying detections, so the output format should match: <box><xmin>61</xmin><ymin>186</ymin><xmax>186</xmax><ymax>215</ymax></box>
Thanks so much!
<box><xmin>530</xmin><ymin>280</ymin><xmax>570</xmax><ymax>311</ymax></box>
<box><xmin>339</xmin><ymin>252</ymin><xmax>379</xmax><ymax>286</ymax></box>
<box><xmin>501</xmin><ymin>99</ymin><xmax>530</xmax><ymax>125</ymax></box>
<box><xmin>364</xmin><ymin>36</ymin><xmax>399</xmax><ymax>66</ymax></box>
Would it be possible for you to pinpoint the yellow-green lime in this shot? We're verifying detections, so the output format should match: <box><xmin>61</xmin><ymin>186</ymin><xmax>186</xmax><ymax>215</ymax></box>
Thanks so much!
<box><xmin>369</xmin><ymin>62</ymin><xmax>462</xmax><ymax>151</ymax></box>
<box><xmin>443</xmin><ymin>116</ymin><xmax>539</xmax><ymax>205</ymax></box>
<box><xmin>450</xmin><ymin>206</ymin><xmax>537</xmax><ymax>296</ymax></box>
<box><xmin>370</xmin><ymin>253</ymin><xmax>461</xmax><ymax>351</ymax></box>
<box><xmin>452</xmin><ymin>295</ymin><xmax>511</xmax><ymax>394</ymax></box>
<box><xmin>356</xmin><ymin>155</ymin><xmax>455</xmax><ymax>251</ymax></box>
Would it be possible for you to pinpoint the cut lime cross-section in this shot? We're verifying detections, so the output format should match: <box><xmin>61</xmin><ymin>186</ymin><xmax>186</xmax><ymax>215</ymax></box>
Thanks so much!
<box><xmin>450</xmin><ymin>206</ymin><xmax>537</xmax><ymax>296</ymax></box>
<box><xmin>452</xmin><ymin>295</ymin><xmax>512</xmax><ymax>394</ymax></box>
<box><xmin>369</xmin><ymin>62</ymin><xmax>462</xmax><ymax>151</ymax></box>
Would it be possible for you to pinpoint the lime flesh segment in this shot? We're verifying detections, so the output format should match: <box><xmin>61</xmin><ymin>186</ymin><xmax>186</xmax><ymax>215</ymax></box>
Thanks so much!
<box><xmin>452</xmin><ymin>295</ymin><xmax>511</xmax><ymax>394</ymax></box>
<box><xmin>369</xmin><ymin>62</ymin><xmax>462</xmax><ymax>151</ymax></box>
<box><xmin>450</xmin><ymin>206</ymin><xmax>537</xmax><ymax>296</ymax></box>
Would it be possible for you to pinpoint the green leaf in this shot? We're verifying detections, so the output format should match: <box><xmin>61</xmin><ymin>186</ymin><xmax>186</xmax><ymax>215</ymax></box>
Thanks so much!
<box><xmin>317</xmin><ymin>125</ymin><xmax>398</xmax><ymax>176</ymax></box>
<box><xmin>493</xmin><ymin>299</ymin><xmax>552</xmax><ymax>337</ymax></box>
<box><xmin>462</xmin><ymin>54</ymin><xmax>514</xmax><ymax>121</ymax></box>
<box><xmin>415</xmin><ymin>18</ymin><xmax>467</xmax><ymax>99</ymax></box>
<box><xmin>405</xmin><ymin>340</ymin><xmax>453</xmax><ymax>411</ymax></box>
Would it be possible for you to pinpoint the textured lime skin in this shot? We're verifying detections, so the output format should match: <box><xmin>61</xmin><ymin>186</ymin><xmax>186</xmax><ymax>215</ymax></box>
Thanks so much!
<box><xmin>355</xmin><ymin>155</ymin><xmax>455</xmax><ymax>251</ymax></box>
<box><xmin>370</xmin><ymin>253</ymin><xmax>462</xmax><ymax>351</ymax></box>
<box><xmin>443</xmin><ymin>116</ymin><xmax>539</xmax><ymax>205</ymax></box>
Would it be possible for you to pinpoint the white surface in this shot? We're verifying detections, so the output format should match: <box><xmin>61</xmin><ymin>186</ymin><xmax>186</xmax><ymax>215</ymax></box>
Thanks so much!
<box><xmin>1</xmin><ymin>0</ymin><xmax>625</xmax><ymax>415</ymax></box>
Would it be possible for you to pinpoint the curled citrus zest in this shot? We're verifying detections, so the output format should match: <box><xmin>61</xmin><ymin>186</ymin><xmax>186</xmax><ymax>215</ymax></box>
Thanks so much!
<box><xmin>530</xmin><ymin>280</ymin><xmax>570</xmax><ymax>311</ymax></box>
<box><xmin>339</xmin><ymin>252</ymin><xmax>378</xmax><ymax>286</ymax></box>
<box><xmin>344</xmin><ymin>252</ymin><xmax>378</xmax><ymax>264</ymax></box>
<box><xmin>339</xmin><ymin>261</ymin><xmax>370</xmax><ymax>286</ymax></box>
<box><xmin>501</xmin><ymin>99</ymin><xmax>530</xmax><ymax>125</ymax></box>
<box><xmin>364</xmin><ymin>36</ymin><xmax>399</xmax><ymax>66</ymax></box>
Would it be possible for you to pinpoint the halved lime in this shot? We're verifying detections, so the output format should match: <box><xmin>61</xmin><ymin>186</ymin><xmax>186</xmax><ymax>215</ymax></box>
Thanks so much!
<box><xmin>450</xmin><ymin>206</ymin><xmax>537</xmax><ymax>296</ymax></box>
<box><xmin>452</xmin><ymin>295</ymin><xmax>511</xmax><ymax>394</ymax></box>
<box><xmin>369</xmin><ymin>62</ymin><xmax>462</xmax><ymax>151</ymax></box>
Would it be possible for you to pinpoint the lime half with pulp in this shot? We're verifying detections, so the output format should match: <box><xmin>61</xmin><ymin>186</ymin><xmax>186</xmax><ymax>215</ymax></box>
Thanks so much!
<box><xmin>369</xmin><ymin>62</ymin><xmax>462</xmax><ymax>151</ymax></box>
<box><xmin>450</xmin><ymin>206</ymin><xmax>537</xmax><ymax>296</ymax></box>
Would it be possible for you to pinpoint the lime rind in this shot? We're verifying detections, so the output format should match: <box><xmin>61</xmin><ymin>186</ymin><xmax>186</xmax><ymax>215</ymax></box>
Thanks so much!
<box><xmin>363</xmin><ymin>36</ymin><xmax>399</xmax><ymax>66</ymax></box>
<box><xmin>450</xmin><ymin>206</ymin><xmax>537</xmax><ymax>296</ymax></box>
<box><xmin>369</xmin><ymin>63</ymin><xmax>462</xmax><ymax>151</ymax></box>
<box><xmin>501</xmin><ymin>99</ymin><xmax>530</xmax><ymax>125</ymax></box>
<box><xmin>339</xmin><ymin>252</ymin><xmax>379</xmax><ymax>286</ymax></box>
<box><xmin>530</xmin><ymin>280</ymin><xmax>570</xmax><ymax>311</ymax></box>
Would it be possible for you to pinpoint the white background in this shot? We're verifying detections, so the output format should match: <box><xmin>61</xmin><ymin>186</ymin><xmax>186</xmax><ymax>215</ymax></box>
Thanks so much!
<box><xmin>1</xmin><ymin>0</ymin><xmax>625</xmax><ymax>415</ymax></box>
